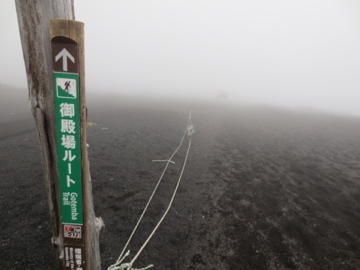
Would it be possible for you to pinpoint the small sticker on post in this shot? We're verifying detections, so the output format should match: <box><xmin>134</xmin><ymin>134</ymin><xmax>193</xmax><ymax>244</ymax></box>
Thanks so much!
<box><xmin>63</xmin><ymin>224</ymin><xmax>83</xmax><ymax>240</ymax></box>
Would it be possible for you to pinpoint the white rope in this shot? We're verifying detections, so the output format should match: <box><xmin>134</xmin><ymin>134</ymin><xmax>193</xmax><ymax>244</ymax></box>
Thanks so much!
<box><xmin>108</xmin><ymin>111</ymin><xmax>193</xmax><ymax>270</ymax></box>
<box><xmin>129</xmin><ymin>132</ymin><xmax>192</xmax><ymax>268</ymax></box>
<box><xmin>151</xmin><ymin>160</ymin><xmax>175</xmax><ymax>164</ymax></box>
<box><xmin>108</xmin><ymin>250</ymin><xmax>153</xmax><ymax>270</ymax></box>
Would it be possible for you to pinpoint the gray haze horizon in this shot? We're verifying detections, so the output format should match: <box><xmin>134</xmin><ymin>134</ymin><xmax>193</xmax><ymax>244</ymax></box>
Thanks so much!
<box><xmin>1</xmin><ymin>1</ymin><xmax>360</xmax><ymax>116</ymax></box>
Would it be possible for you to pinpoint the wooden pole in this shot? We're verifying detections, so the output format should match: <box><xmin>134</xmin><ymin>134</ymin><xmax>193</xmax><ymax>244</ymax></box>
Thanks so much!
<box><xmin>15</xmin><ymin>1</ymin><xmax>102</xmax><ymax>269</ymax></box>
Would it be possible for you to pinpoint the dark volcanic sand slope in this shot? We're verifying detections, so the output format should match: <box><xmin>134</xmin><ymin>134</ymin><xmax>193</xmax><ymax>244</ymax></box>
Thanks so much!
<box><xmin>199</xmin><ymin>106</ymin><xmax>360</xmax><ymax>270</ymax></box>
<box><xmin>1</xmin><ymin>94</ymin><xmax>360</xmax><ymax>269</ymax></box>
<box><xmin>0</xmin><ymin>88</ymin><xmax>57</xmax><ymax>269</ymax></box>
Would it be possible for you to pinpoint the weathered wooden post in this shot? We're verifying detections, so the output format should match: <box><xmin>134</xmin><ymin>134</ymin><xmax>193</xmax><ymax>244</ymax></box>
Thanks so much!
<box><xmin>15</xmin><ymin>1</ymin><xmax>102</xmax><ymax>269</ymax></box>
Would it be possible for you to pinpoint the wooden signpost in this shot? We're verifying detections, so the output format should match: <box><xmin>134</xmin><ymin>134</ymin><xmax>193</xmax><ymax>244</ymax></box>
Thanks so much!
<box><xmin>15</xmin><ymin>1</ymin><xmax>102</xmax><ymax>267</ymax></box>
<box><xmin>51</xmin><ymin>20</ymin><xmax>86</xmax><ymax>269</ymax></box>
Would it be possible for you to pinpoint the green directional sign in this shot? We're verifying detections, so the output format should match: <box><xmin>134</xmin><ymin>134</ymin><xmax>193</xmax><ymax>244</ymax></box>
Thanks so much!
<box><xmin>52</xmin><ymin>37</ymin><xmax>84</xmax><ymax>240</ymax></box>
<box><xmin>54</xmin><ymin>72</ymin><xmax>83</xmax><ymax>226</ymax></box>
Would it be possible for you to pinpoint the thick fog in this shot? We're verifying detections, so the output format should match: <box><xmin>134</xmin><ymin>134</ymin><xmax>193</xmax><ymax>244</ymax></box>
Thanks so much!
<box><xmin>1</xmin><ymin>0</ymin><xmax>360</xmax><ymax>116</ymax></box>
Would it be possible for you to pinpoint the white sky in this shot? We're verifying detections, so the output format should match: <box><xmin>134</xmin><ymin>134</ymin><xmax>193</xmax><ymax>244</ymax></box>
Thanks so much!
<box><xmin>1</xmin><ymin>0</ymin><xmax>360</xmax><ymax>115</ymax></box>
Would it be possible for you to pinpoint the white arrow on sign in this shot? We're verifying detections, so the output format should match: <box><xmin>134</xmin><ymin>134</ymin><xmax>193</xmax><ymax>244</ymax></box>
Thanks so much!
<box><xmin>55</xmin><ymin>48</ymin><xmax>75</xmax><ymax>72</ymax></box>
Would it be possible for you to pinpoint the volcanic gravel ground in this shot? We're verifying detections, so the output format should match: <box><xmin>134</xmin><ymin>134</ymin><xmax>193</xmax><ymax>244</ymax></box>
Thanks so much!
<box><xmin>1</xmin><ymin>93</ymin><xmax>360</xmax><ymax>269</ymax></box>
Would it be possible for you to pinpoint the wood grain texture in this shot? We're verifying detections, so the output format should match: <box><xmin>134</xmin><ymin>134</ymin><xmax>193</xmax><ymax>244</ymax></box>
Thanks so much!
<box><xmin>15</xmin><ymin>1</ymin><xmax>101</xmax><ymax>269</ymax></box>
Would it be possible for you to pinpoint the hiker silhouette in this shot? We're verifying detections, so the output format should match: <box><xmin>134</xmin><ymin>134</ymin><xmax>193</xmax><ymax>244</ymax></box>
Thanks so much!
<box><xmin>64</xmin><ymin>81</ymin><xmax>71</xmax><ymax>92</ymax></box>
